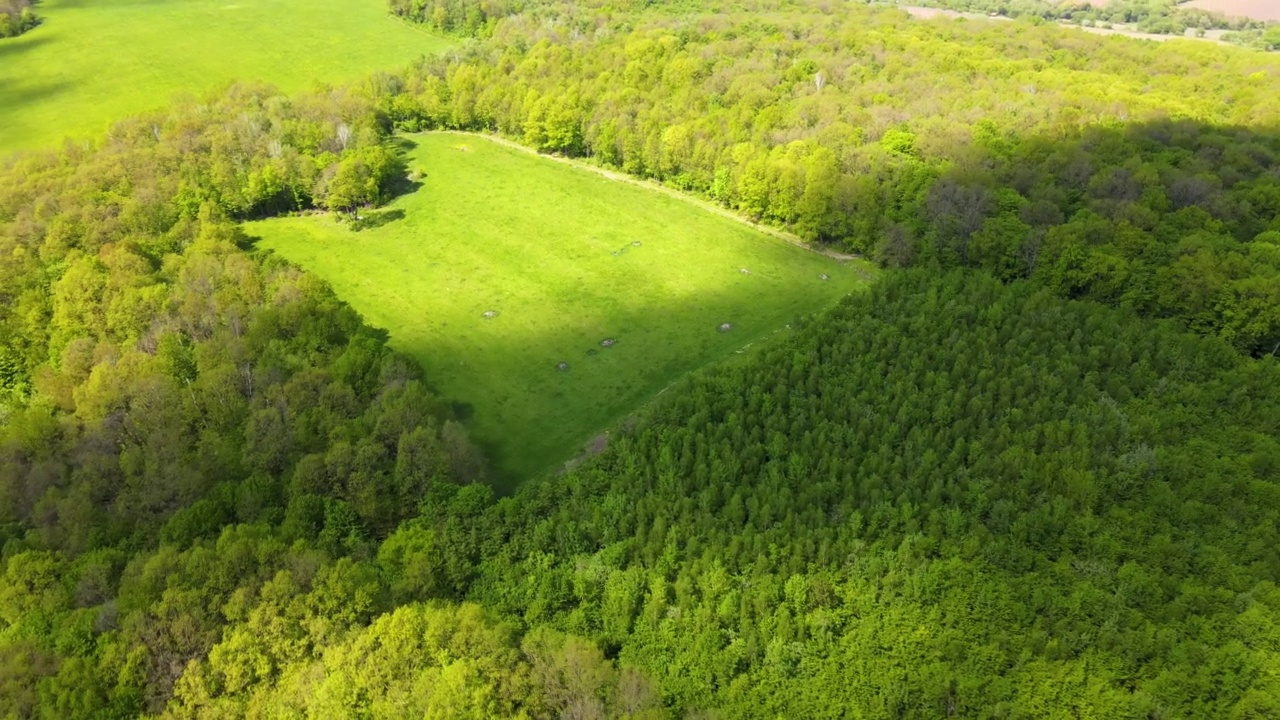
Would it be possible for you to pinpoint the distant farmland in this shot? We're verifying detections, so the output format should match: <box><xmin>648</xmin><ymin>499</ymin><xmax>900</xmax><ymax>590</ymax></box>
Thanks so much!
<box><xmin>1183</xmin><ymin>0</ymin><xmax>1280</xmax><ymax>22</ymax></box>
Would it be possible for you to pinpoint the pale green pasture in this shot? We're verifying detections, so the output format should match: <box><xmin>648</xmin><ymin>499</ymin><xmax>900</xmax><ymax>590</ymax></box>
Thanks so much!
<box><xmin>0</xmin><ymin>0</ymin><xmax>450</xmax><ymax>154</ymax></box>
<box><xmin>250</xmin><ymin>134</ymin><xmax>876</xmax><ymax>483</ymax></box>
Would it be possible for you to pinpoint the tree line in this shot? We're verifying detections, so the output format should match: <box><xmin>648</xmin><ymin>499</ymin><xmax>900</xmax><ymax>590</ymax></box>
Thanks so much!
<box><xmin>895</xmin><ymin>0</ymin><xmax>1280</xmax><ymax>49</ymax></box>
<box><xmin>0</xmin><ymin>82</ymin><xmax>506</xmax><ymax>716</ymax></box>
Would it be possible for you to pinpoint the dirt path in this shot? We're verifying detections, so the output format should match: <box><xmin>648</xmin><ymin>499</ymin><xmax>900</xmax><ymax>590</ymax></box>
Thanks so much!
<box><xmin>424</xmin><ymin>130</ymin><xmax>867</xmax><ymax>265</ymax></box>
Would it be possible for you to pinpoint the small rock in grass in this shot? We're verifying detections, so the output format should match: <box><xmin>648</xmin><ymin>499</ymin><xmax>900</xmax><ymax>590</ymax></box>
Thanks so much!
<box><xmin>739</xmin><ymin>268</ymin><xmax>751</xmax><ymax>275</ymax></box>
<box><xmin>556</xmin><ymin>362</ymin><xmax>570</xmax><ymax>372</ymax></box>
<box><xmin>482</xmin><ymin>310</ymin><xmax>499</xmax><ymax>319</ymax></box>
<box><xmin>718</xmin><ymin>323</ymin><xmax>733</xmax><ymax>333</ymax></box>
<box><xmin>600</xmin><ymin>338</ymin><xmax>617</xmax><ymax>347</ymax></box>
<box><xmin>819</xmin><ymin>273</ymin><xmax>830</xmax><ymax>281</ymax></box>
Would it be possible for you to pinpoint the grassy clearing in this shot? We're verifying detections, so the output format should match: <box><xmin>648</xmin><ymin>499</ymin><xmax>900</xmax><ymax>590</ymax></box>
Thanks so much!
<box><xmin>0</xmin><ymin>0</ymin><xmax>450</xmax><ymax>155</ymax></box>
<box><xmin>249</xmin><ymin>133</ymin><xmax>876</xmax><ymax>484</ymax></box>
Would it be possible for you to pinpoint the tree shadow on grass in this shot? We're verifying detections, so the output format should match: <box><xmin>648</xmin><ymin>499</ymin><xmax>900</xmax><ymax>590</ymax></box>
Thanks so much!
<box><xmin>0</xmin><ymin>35</ymin><xmax>52</xmax><ymax>61</ymax></box>
<box><xmin>351</xmin><ymin>208</ymin><xmax>406</xmax><ymax>232</ymax></box>
<box><xmin>0</xmin><ymin>78</ymin><xmax>75</xmax><ymax>157</ymax></box>
<box><xmin>0</xmin><ymin>66</ymin><xmax>72</xmax><ymax>107</ymax></box>
<box><xmin>450</xmin><ymin>401</ymin><xmax>475</xmax><ymax>422</ymax></box>
<box><xmin>385</xmin><ymin>175</ymin><xmax>423</xmax><ymax>201</ymax></box>
<box><xmin>385</xmin><ymin>136</ymin><xmax>426</xmax><ymax>201</ymax></box>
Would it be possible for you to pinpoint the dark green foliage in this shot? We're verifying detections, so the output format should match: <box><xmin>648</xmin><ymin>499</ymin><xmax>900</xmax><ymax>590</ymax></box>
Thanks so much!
<box><xmin>920</xmin><ymin>122</ymin><xmax>1280</xmax><ymax>356</ymax></box>
<box><xmin>457</xmin><ymin>270</ymin><xmax>1280</xmax><ymax>716</ymax></box>
<box><xmin>900</xmin><ymin>0</ymin><xmax>1274</xmax><ymax>37</ymax></box>
<box><xmin>389</xmin><ymin>0</ymin><xmax>515</xmax><ymax>34</ymax></box>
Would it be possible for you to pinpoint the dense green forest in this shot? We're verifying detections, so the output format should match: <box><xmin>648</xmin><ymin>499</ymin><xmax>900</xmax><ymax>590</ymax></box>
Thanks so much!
<box><xmin>2</xmin><ymin>0</ymin><xmax>1280</xmax><ymax>716</ymax></box>
<box><xmin>453</xmin><ymin>269</ymin><xmax>1280</xmax><ymax>716</ymax></box>
<box><xmin>0</xmin><ymin>0</ymin><xmax>38</xmax><ymax>38</ymax></box>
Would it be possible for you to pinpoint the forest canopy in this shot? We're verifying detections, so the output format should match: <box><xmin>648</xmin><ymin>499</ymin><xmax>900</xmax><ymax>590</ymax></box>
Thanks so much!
<box><xmin>1</xmin><ymin>0</ymin><xmax>1279</xmax><ymax>717</ymax></box>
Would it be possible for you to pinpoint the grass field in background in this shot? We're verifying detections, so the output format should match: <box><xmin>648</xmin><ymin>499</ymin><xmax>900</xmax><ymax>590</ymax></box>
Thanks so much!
<box><xmin>0</xmin><ymin>0</ymin><xmax>451</xmax><ymax>154</ymax></box>
<box><xmin>249</xmin><ymin>133</ymin><xmax>876</xmax><ymax>483</ymax></box>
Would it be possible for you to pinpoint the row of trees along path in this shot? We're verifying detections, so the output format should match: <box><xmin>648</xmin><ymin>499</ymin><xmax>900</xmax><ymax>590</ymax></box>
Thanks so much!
<box><xmin>426</xmin><ymin>130</ymin><xmax>870</xmax><ymax>269</ymax></box>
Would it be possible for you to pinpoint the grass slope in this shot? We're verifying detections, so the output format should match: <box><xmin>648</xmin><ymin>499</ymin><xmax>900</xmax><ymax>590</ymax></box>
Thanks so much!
<box><xmin>0</xmin><ymin>0</ymin><xmax>450</xmax><ymax>155</ymax></box>
<box><xmin>250</xmin><ymin>133</ymin><xmax>874</xmax><ymax>483</ymax></box>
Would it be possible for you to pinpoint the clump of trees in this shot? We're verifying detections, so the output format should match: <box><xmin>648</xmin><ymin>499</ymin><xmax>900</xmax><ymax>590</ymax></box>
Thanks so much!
<box><xmin>0</xmin><ymin>0</ymin><xmax>38</xmax><ymax>38</ymax></box>
<box><xmin>319</xmin><ymin>142</ymin><xmax>403</xmax><ymax>217</ymax></box>
<box><xmin>1223</xmin><ymin>23</ymin><xmax>1280</xmax><ymax>50</ymax></box>
<box><xmin>894</xmin><ymin>0</ymin><xmax>1273</xmax><ymax>36</ymax></box>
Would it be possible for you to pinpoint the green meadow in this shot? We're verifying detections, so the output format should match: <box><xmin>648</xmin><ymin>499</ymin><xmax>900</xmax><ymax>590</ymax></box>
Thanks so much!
<box><xmin>0</xmin><ymin>0</ymin><xmax>450</xmax><ymax>154</ymax></box>
<box><xmin>250</xmin><ymin>133</ymin><xmax>874</xmax><ymax>482</ymax></box>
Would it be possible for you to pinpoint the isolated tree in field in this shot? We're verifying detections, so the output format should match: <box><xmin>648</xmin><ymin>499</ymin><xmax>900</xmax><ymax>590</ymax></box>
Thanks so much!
<box><xmin>325</xmin><ymin>158</ymin><xmax>376</xmax><ymax>217</ymax></box>
<box><xmin>322</xmin><ymin>146</ymin><xmax>400</xmax><ymax>218</ymax></box>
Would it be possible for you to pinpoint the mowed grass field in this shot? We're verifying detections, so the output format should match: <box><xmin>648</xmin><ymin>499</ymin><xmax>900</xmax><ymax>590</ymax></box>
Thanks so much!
<box><xmin>250</xmin><ymin>134</ymin><xmax>875</xmax><ymax>483</ymax></box>
<box><xmin>0</xmin><ymin>0</ymin><xmax>450</xmax><ymax>154</ymax></box>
